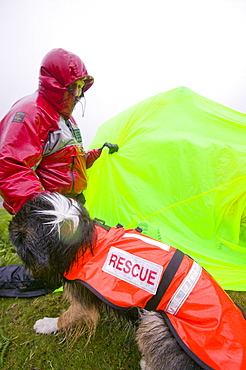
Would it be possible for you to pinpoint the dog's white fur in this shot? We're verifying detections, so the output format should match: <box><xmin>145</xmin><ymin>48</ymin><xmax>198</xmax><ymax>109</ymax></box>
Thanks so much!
<box><xmin>34</xmin><ymin>317</ymin><xmax>59</xmax><ymax>334</ymax></box>
<box><xmin>38</xmin><ymin>193</ymin><xmax>81</xmax><ymax>235</ymax></box>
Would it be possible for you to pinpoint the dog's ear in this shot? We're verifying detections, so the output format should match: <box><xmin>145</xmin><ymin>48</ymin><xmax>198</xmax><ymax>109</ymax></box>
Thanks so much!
<box><xmin>9</xmin><ymin>199</ymin><xmax>51</xmax><ymax>270</ymax></box>
<box><xmin>13</xmin><ymin>229</ymin><xmax>51</xmax><ymax>269</ymax></box>
<box><xmin>9</xmin><ymin>203</ymin><xmax>33</xmax><ymax>251</ymax></box>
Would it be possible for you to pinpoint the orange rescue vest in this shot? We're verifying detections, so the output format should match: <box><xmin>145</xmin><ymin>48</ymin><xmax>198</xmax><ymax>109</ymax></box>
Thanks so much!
<box><xmin>64</xmin><ymin>225</ymin><xmax>246</xmax><ymax>370</ymax></box>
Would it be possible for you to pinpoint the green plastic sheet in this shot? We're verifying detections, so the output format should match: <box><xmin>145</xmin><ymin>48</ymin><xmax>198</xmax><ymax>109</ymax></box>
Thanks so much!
<box><xmin>85</xmin><ymin>86</ymin><xmax>246</xmax><ymax>290</ymax></box>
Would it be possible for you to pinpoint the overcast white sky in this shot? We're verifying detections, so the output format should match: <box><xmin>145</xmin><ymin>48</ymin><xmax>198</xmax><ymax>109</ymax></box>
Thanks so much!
<box><xmin>1</xmin><ymin>0</ymin><xmax>246</xmax><ymax>147</ymax></box>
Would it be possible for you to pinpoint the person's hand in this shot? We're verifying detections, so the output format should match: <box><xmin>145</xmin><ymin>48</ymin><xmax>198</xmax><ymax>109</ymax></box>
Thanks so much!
<box><xmin>100</xmin><ymin>142</ymin><xmax>119</xmax><ymax>154</ymax></box>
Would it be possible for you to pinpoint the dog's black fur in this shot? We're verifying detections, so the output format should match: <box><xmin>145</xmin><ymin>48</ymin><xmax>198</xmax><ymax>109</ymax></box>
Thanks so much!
<box><xmin>9</xmin><ymin>193</ymin><xmax>203</xmax><ymax>370</ymax></box>
<box><xmin>10</xmin><ymin>194</ymin><xmax>95</xmax><ymax>288</ymax></box>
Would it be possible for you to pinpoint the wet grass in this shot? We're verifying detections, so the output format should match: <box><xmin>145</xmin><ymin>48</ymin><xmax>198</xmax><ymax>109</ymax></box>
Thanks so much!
<box><xmin>1</xmin><ymin>293</ymin><xmax>140</xmax><ymax>370</ymax></box>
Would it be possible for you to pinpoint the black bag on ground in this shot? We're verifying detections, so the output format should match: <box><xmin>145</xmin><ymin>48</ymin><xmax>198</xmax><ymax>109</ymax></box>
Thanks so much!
<box><xmin>0</xmin><ymin>264</ymin><xmax>56</xmax><ymax>298</ymax></box>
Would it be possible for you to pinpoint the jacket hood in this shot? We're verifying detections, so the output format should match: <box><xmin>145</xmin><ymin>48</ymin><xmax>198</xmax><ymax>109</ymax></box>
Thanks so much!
<box><xmin>38</xmin><ymin>48</ymin><xmax>94</xmax><ymax>119</ymax></box>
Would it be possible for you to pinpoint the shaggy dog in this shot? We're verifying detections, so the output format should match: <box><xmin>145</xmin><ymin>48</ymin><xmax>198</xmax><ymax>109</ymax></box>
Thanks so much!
<box><xmin>9</xmin><ymin>193</ymin><xmax>246</xmax><ymax>370</ymax></box>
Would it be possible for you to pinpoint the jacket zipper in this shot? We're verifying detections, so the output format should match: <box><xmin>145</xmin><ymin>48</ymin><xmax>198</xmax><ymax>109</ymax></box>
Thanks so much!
<box><xmin>71</xmin><ymin>156</ymin><xmax>75</xmax><ymax>192</ymax></box>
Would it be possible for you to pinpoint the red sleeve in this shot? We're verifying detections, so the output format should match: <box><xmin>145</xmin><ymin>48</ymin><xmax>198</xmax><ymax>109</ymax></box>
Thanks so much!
<box><xmin>85</xmin><ymin>148</ymin><xmax>102</xmax><ymax>169</ymax></box>
<box><xmin>0</xmin><ymin>110</ymin><xmax>47</xmax><ymax>214</ymax></box>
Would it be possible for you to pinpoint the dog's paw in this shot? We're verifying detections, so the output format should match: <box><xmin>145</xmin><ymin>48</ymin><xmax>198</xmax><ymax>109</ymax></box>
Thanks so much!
<box><xmin>140</xmin><ymin>358</ymin><xmax>147</xmax><ymax>370</ymax></box>
<box><xmin>33</xmin><ymin>317</ymin><xmax>59</xmax><ymax>334</ymax></box>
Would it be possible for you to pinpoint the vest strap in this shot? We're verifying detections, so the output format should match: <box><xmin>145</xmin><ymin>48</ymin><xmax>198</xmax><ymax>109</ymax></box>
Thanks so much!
<box><xmin>145</xmin><ymin>249</ymin><xmax>184</xmax><ymax>311</ymax></box>
<box><xmin>94</xmin><ymin>219</ymin><xmax>111</xmax><ymax>231</ymax></box>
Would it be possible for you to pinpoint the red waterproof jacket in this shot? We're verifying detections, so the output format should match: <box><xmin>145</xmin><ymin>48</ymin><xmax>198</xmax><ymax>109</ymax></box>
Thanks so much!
<box><xmin>0</xmin><ymin>48</ymin><xmax>101</xmax><ymax>214</ymax></box>
<box><xmin>65</xmin><ymin>225</ymin><xmax>246</xmax><ymax>370</ymax></box>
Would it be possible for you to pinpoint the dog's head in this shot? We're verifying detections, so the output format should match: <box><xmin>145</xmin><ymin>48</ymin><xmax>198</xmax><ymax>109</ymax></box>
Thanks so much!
<box><xmin>9</xmin><ymin>192</ymin><xmax>95</xmax><ymax>284</ymax></box>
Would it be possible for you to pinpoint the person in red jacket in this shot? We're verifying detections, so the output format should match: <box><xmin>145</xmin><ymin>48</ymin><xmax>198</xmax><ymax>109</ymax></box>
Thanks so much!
<box><xmin>0</xmin><ymin>48</ymin><xmax>118</xmax><ymax>214</ymax></box>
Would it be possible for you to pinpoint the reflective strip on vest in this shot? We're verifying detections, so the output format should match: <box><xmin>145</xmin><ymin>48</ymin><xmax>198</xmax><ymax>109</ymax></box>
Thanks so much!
<box><xmin>166</xmin><ymin>261</ymin><xmax>202</xmax><ymax>315</ymax></box>
<box><xmin>123</xmin><ymin>232</ymin><xmax>170</xmax><ymax>251</ymax></box>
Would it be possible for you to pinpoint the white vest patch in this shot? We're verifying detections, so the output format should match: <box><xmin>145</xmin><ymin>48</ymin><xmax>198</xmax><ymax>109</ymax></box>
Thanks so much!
<box><xmin>102</xmin><ymin>247</ymin><xmax>163</xmax><ymax>294</ymax></box>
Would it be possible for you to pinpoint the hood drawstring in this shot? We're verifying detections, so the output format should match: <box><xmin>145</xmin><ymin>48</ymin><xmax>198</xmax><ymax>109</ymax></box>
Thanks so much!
<box><xmin>78</xmin><ymin>95</ymin><xmax>86</xmax><ymax>118</ymax></box>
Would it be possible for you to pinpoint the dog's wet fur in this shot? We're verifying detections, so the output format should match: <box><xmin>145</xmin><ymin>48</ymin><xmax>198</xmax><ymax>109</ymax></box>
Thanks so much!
<box><xmin>9</xmin><ymin>193</ymin><xmax>202</xmax><ymax>369</ymax></box>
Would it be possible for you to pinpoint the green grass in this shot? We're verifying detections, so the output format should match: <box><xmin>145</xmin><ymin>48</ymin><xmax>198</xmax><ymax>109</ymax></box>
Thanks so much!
<box><xmin>0</xmin><ymin>209</ymin><xmax>21</xmax><ymax>266</ymax></box>
<box><xmin>1</xmin><ymin>294</ymin><xmax>140</xmax><ymax>370</ymax></box>
<box><xmin>0</xmin><ymin>207</ymin><xmax>245</xmax><ymax>369</ymax></box>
